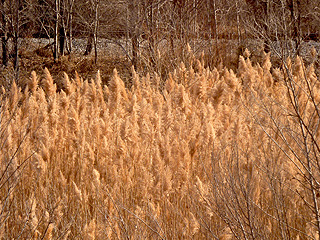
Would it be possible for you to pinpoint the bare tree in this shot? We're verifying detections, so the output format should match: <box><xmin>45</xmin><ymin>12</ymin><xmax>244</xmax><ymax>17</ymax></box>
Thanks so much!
<box><xmin>54</xmin><ymin>0</ymin><xmax>59</xmax><ymax>60</ymax></box>
<box><xmin>60</xmin><ymin>0</ymin><xmax>74</xmax><ymax>54</ymax></box>
<box><xmin>0</xmin><ymin>0</ymin><xmax>8</xmax><ymax>67</ymax></box>
<box><xmin>128</xmin><ymin>0</ymin><xmax>139</xmax><ymax>69</ymax></box>
<box><xmin>13</xmin><ymin>0</ymin><xmax>20</xmax><ymax>78</ymax></box>
<box><xmin>93</xmin><ymin>0</ymin><xmax>99</xmax><ymax>63</ymax></box>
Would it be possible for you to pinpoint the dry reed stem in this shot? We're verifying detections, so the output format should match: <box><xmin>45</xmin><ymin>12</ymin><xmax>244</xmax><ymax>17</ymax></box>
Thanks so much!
<box><xmin>0</xmin><ymin>54</ymin><xmax>319</xmax><ymax>239</ymax></box>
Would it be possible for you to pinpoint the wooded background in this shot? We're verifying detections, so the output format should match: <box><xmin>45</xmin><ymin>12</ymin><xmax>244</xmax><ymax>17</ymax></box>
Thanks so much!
<box><xmin>1</xmin><ymin>0</ymin><xmax>320</xmax><ymax>80</ymax></box>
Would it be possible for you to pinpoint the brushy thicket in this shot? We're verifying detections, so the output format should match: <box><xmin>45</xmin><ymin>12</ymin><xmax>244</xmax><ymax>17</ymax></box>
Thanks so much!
<box><xmin>1</xmin><ymin>49</ymin><xmax>320</xmax><ymax>239</ymax></box>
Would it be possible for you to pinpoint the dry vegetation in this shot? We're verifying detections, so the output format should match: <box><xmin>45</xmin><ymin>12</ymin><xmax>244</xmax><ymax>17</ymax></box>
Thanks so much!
<box><xmin>1</xmin><ymin>47</ymin><xmax>320</xmax><ymax>239</ymax></box>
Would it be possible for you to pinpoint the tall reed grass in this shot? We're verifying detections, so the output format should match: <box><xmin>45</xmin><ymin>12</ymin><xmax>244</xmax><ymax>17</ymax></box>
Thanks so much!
<box><xmin>0</xmin><ymin>49</ymin><xmax>319</xmax><ymax>239</ymax></box>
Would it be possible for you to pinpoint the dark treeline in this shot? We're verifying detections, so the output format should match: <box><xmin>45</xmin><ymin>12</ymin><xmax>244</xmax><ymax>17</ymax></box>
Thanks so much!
<box><xmin>1</xmin><ymin>0</ymin><xmax>319</xmax><ymax>73</ymax></box>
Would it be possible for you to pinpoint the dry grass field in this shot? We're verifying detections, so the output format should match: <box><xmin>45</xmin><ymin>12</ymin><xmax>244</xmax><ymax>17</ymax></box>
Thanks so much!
<box><xmin>1</xmin><ymin>47</ymin><xmax>320</xmax><ymax>239</ymax></box>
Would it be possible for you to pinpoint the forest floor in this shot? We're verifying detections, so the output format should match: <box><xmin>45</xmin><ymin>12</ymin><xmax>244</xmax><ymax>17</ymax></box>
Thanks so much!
<box><xmin>1</xmin><ymin>37</ymin><xmax>320</xmax><ymax>90</ymax></box>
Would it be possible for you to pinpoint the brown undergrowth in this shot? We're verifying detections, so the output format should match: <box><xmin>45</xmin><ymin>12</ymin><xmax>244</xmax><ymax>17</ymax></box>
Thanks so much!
<box><xmin>1</xmin><ymin>49</ymin><xmax>320</xmax><ymax>239</ymax></box>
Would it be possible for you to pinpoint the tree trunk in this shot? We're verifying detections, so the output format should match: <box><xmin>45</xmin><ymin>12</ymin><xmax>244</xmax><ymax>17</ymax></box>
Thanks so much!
<box><xmin>13</xmin><ymin>0</ymin><xmax>20</xmax><ymax>81</ymax></box>
<box><xmin>68</xmin><ymin>0</ymin><xmax>74</xmax><ymax>53</ymax></box>
<box><xmin>147</xmin><ymin>0</ymin><xmax>156</xmax><ymax>69</ymax></box>
<box><xmin>209</xmin><ymin>0</ymin><xmax>219</xmax><ymax>55</ymax></box>
<box><xmin>236</xmin><ymin>0</ymin><xmax>241</xmax><ymax>46</ymax></box>
<box><xmin>84</xmin><ymin>34</ymin><xmax>93</xmax><ymax>56</ymax></box>
<box><xmin>1</xmin><ymin>0</ymin><xmax>8</xmax><ymax>67</ymax></box>
<box><xmin>193</xmin><ymin>0</ymin><xmax>197</xmax><ymax>48</ymax></box>
<box><xmin>289</xmin><ymin>0</ymin><xmax>301</xmax><ymax>53</ymax></box>
<box><xmin>296</xmin><ymin>0</ymin><xmax>301</xmax><ymax>51</ymax></box>
<box><xmin>263</xmin><ymin>0</ymin><xmax>270</xmax><ymax>53</ymax></box>
<box><xmin>54</xmin><ymin>0</ymin><xmax>59</xmax><ymax>61</ymax></box>
<box><xmin>176</xmin><ymin>0</ymin><xmax>183</xmax><ymax>42</ymax></box>
<box><xmin>129</xmin><ymin>0</ymin><xmax>139</xmax><ymax>70</ymax></box>
<box><xmin>93</xmin><ymin>0</ymin><xmax>99</xmax><ymax>64</ymax></box>
<box><xmin>59</xmin><ymin>26</ymin><xmax>65</xmax><ymax>56</ymax></box>
<box><xmin>132</xmin><ymin>34</ymin><xmax>139</xmax><ymax>70</ymax></box>
<box><xmin>1</xmin><ymin>34</ymin><xmax>8</xmax><ymax>67</ymax></box>
<box><xmin>245</xmin><ymin>0</ymin><xmax>270</xmax><ymax>53</ymax></box>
